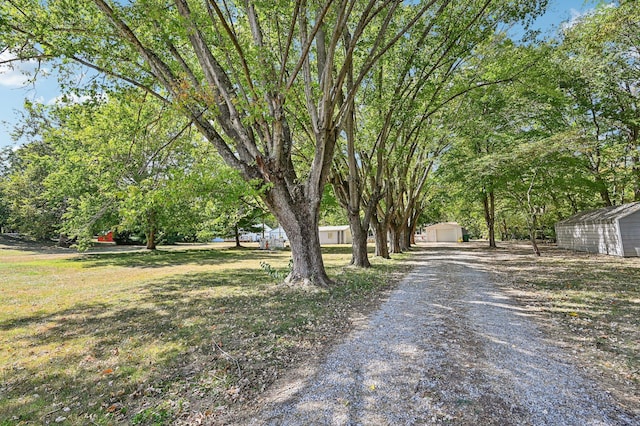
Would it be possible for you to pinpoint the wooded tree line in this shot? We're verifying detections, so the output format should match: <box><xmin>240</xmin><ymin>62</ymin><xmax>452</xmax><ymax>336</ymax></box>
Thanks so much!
<box><xmin>1</xmin><ymin>0</ymin><xmax>638</xmax><ymax>284</ymax></box>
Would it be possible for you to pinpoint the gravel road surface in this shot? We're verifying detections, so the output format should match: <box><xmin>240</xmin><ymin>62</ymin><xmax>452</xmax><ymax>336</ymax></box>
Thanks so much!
<box><xmin>247</xmin><ymin>248</ymin><xmax>637</xmax><ymax>425</ymax></box>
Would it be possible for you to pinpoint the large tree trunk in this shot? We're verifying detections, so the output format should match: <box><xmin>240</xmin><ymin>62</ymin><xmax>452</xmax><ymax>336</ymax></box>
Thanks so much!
<box><xmin>402</xmin><ymin>221</ymin><xmax>413</xmax><ymax>250</ymax></box>
<box><xmin>372</xmin><ymin>215</ymin><xmax>390</xmax><ymax>259</ymax></box>
<box><xmin>348</xmin><ymin>212</ymin><xmax>371</xmax><ymax>267</ymax></box>
<box><xmin>266</xmin><ymin>187</ymin><xmax>332</xmax><ymax>287</ymax></box>
<box><xmin>482</xmin><ymin>189</ymin><xmax>496</xmax><ymax>248</ymax></box>
<box><xmin>389</xmin><ymin>223</ymin><xmax>402</xmax><ymax>254</ymax></box>
<box><xmin>409</xmin><ymin>209</ymin><xmax>421</xmax><ymax>246</ymax></box>
<box><xmin>286</xmin><ymin>227</ymin><xmax>329</xmax><ymax>286</ymax></box>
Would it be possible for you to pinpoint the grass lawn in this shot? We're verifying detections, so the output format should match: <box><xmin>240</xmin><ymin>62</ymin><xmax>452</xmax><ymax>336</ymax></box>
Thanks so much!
<box><xmin>490</xmin><ymin>242</ymin><xmax>640</xmax><ymax>413</ymax></box>
<box><xmin>0</xmin><ymin>241</ymin><xmax>409</xmax><ymax>425</ymax></box>
<box><xmin>1</xmin><ymin>239</ymin><xmax>638</xmax><ymax>424</ymax></box>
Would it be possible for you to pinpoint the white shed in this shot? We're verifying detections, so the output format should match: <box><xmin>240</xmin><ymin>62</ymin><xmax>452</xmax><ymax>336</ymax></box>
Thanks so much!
<box><xmin>267</xmin><ymin>226</ymin><xmax>287</xmax><ymax>241</ymax></box>
<box><xmin>259</xmin><ymin>226</ymin><xmax>288</xmax><ymax>250</ymax></box>
<box><xmin>318</xmin><ymin>225</ymin><xmax>352</xmax><ymax>245</ymax></box>
<box><xmin>422</xmin><ymin>222</ymin><xmax>463</xmax><ymax>242</ymax></box>
<box><xmin>555</xmin><ymin>202</ymin><xmax>640</xmax><ymax>257</ymax></box>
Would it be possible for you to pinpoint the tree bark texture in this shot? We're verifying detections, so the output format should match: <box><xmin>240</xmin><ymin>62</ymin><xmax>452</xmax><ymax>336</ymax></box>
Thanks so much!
<box><xmin>145</xmin><ymin>209</ymin><xmax>157</xmax><ymax>250</ymax></box>
<box><xmin>372</xmin><ymin>215</ymin><xmax>390</xmax><ymax>259</ymax></box>
<box><xmin>528</xmin><ymin>214</ymin><xmax>541</xmax><ymax>257</ymax></box>
<box><xmin>349</xmin><ymin>215</ymin><xmax>371</xmax><ymax>268</ymax></box>
<box><xmin>234</xmin><ymin>224</ymin><xmax>241</xmax><ymax>248</ymax></box>
<box><xmin>482</xmin><ymin>190</ymin><xmax>496</xmax><ymax>248</ymax></box>
<box><xmin>389</xmin><ymin>223</ymin><xmax>402</xmax><ymax>254</ymax></box>
<box><xmin>269</xmin><ymin>190</ymin><xmax>331</xmax><ymax>286</ymax></box>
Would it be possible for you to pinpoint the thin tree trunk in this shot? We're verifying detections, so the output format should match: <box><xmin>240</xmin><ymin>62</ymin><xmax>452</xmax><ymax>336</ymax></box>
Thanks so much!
<box><xmin>145</xmin><ymin>210</ymin><xmax>157</xmax><ymax>250</ymax></box>
<box><xmin>482</xmin><ymin>189</ymin><xmax>496</xmax><ymax>248</ymax></box>
<box><xmin>566</xmin><ymin>193</ymin><xmax>579</xmax><ymax>214</ymax></box>
<box><xmin>234</xmin><ymin>223</ymin><xmax>242</xmax><ymax>248</ymax></box>
<box><xmin>146</xmin><ymin>231</ymin><xmax>156</xmax><ymax>250</ymax></box>
<box><xmin>500</xmin><ymin>217</ymin><xmax>508</xmax><ymax>241</ymax></box>
<box><xmin>595</xmin><ymin>175</ymin><xmax>613</xmax><ymax>206</ymax></box>
<box><xmin>525</xmin><ymin>171</ymin><xmax>540</xmax><ymax>256</ymax></box>
<box><xmin>528</xmin><ymin>214</ymin><xmax>541</xmax><ymax>257</ymax></box>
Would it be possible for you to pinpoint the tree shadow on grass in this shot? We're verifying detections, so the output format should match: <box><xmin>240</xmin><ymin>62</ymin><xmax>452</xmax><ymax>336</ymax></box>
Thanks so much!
<box><xmin>0</xmin><ymin>267</ymin><xmax>335</xmax><ymax>424</ymax></box>
<box><xmin>74</xmin><ymin>247</ymin><xmax>291</xmax><ymax>269</ymax></box>
<box><xmin>0</xmin><ymin>234</ymin><xmax>72</xmax><ymax>254</ymax></box>
<box><xmin>320</xmin><ymin>245</ymin><xmax>377</xmax><ymax>255</ymax></box>
<box><xmin>73</xmin><ymin>244</ymin><xmax>374</xmax><ymax>270</ymax></box>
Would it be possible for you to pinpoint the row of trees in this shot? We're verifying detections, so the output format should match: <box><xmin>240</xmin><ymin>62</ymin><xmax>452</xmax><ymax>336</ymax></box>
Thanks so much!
<box><xmin>1</xmin><ymin>0</ymin><xmax>638</xmax><ymax>285</ymax></box>
<box><xmin>432</xmin><ymin>0</ymin><xmax>639</xmax><ymax>255</ymax></box>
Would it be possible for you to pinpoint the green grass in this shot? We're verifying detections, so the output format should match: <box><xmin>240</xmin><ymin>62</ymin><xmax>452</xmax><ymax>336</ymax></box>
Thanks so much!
<box><xmin>0</xmin><ymin>243</ymin><xmax>409</xmax><ymax>425</ymax></box>
<box><xmin>2</xmin><ymin>240</ymin><xmax>638</xmax><ymax>422</ymax></box>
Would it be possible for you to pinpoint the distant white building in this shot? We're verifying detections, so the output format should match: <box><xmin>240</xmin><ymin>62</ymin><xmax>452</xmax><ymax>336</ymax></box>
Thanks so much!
<box><xmin>240</xmin><ymin>224</ymin><xmax>272</xmax><ymax>242</ymax></box>
<box><xmin>258</xmin><ymin>225</ymin><xmax>353</xmax><ymax>248</ymax></box>
<box><xmin>421</xmin><ymin>222</ymin><xmax>464</xmax><ymax>242</ymax></box>
<box><xmin>259</xmin><ymin>226</ymin><xmax>287</xmax><ymax>249</ymax></box>
<box><xmin>268</xmin><ymin>227</ymin><xmax>287</xmax><ymax>241</ymax></box>
<box><xmin>555</xmin><ymin>202</ymin><xmax>640</xmax><ymax>257</ymax></box>
<box><xmin>318</xmin><ymin>225</ymin><xmax>352</xmax><ymax>245</ymax></box>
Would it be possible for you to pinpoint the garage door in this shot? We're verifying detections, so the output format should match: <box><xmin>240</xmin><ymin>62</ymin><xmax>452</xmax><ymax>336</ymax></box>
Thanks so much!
<box><xmin>436</xmin><ymin>228</ymin><xmax>457</xmax><ymax>242</ymax></box>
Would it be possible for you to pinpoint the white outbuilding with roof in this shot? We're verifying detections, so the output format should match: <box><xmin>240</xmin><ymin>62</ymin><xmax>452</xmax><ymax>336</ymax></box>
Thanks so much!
<box><xmin>421</xmin><ymin>222</ymin><xmax>464</xmax><ymax>243</ymax></box>
<box><xmin>318</xmin><ymin>225</ymin><xmax>352</xmax><ymax>245</ymax></box>
<box><xmin>555</xmin><ymin>202</ymin><xmax>640</xmax><ymax>257</ymax></box>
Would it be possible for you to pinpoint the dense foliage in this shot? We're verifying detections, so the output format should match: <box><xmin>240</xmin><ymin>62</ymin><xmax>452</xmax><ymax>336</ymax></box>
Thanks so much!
<box><xmin>1</xmin><ymin>1</ymin><xmax>637</xmax><ymax>267</ymax></box>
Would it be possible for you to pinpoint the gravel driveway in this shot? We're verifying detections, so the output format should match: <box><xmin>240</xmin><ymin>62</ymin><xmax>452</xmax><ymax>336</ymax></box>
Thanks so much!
<box><xmin>245</xmin><ymin>247</ymin><xmax>637</xmax><ymax>425</ymax></box>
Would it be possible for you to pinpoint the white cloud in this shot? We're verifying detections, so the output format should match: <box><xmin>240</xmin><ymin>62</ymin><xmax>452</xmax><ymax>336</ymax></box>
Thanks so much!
<box><xmin>47</xmin><ymin>93</ymin><xmax>91</xmax><ymax>105</ymax></box>
<box><xmin>561</xmin><ymin>4</ymin><xmax>617</xmax><ymax>32</ymax></box>
<box><xmin>47</xmin><ymin>92</ymin><xmax>108</xmax><ymax>106</ymax></box>
<box><xmin>0</xmin><ymin>51</ymin><xmax>49</xmax><ymax>88</ymax></box>
<box><xmin>561</xmin><ymin>8</ymin><xmax>586</xmax><ymax>31</ymax></box>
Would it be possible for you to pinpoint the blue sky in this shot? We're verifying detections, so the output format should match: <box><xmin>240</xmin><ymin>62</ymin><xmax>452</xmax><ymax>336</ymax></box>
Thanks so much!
<box><xmin>0</xmin><ymin>0</ymin><xmax>604</xmax><ymax>149</ymax></box>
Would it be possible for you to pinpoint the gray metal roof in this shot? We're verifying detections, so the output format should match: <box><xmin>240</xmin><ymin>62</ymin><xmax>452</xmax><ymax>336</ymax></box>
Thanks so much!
<box><xmin>557</xmin><ymin>202</ymin><xmax>640</xmax><ymax>226</ymax></box>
